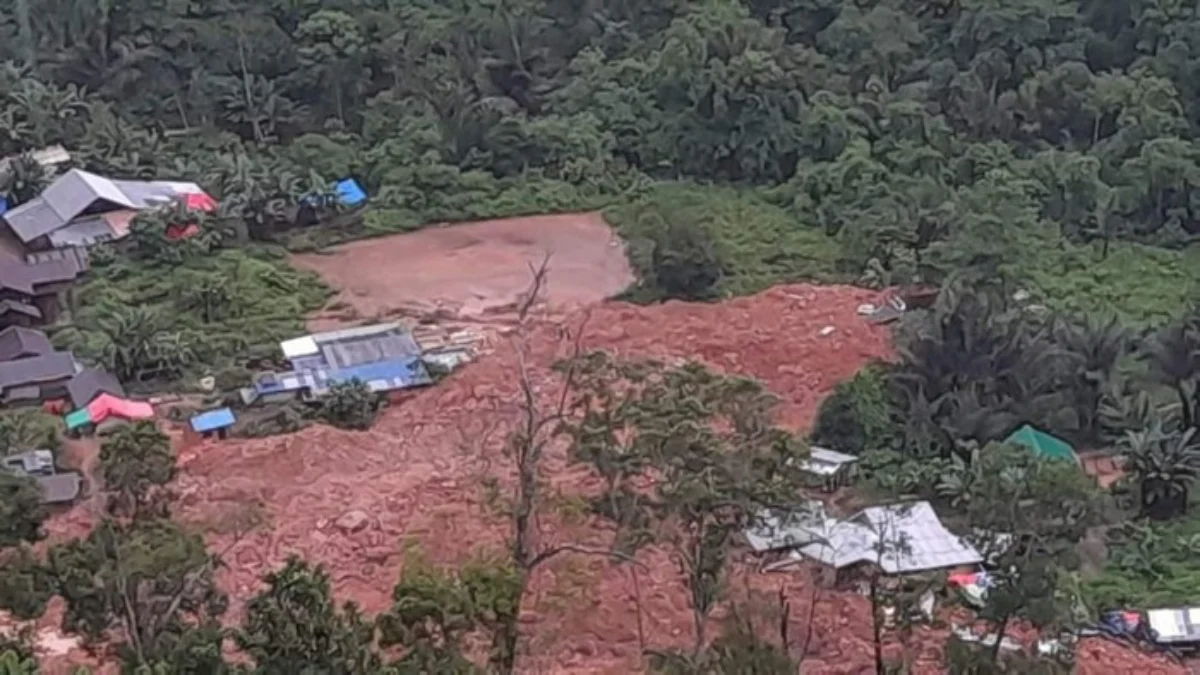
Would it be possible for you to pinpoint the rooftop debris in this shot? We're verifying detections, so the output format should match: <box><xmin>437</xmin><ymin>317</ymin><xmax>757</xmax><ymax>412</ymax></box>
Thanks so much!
<box><xmin>3</xmin><ymin>168</ymin><xmax>216</xmax><ymax>245</ymax></box>
<box><xmin>245</xmin><ymin>323</ymin><xmax>432</xmax><ymax>403</ymax></box>
<box><xmin>755</xmin><ymin>501</ymin><xmax>983</xmax><ymax>575</ymax></box>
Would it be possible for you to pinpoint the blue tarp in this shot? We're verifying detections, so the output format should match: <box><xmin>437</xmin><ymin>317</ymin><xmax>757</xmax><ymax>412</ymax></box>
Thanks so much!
<box><xmin>190</xmin><ymin>407</ymin><xmax>236</xmax><ymax>433</ymax></box>
<box><xmin>335</xmin><ymin>178</ymin><xmax>367</xmax><ymax>206</ymax></box>
<box><xmin>328</xmin><ymin>357</ymin><xmax>431</xmax><ymax>389</ymax></box>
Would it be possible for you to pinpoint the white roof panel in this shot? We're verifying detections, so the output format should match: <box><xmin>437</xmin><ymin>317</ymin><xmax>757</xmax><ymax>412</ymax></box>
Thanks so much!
<box><xmin>791</xmin><ymin>501</ymin><xmax>981</xmax><ymax>574</ymax></box>
<box><xmin>280</xmin><ymin>336</ymin><xmax>319</xmax><ymax>358</ymax></box>
<box><xmin>744</xmin><ymin>504</ymin><xmax>829</xmax><ymax>552</ymax></box>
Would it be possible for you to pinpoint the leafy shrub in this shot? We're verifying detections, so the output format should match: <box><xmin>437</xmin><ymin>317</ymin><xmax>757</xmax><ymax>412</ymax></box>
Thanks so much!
<box><xmin>0</xmin><ymin>547</ymin><xmax>54</xmax><ymax>620</ymax></box>
<box><xmin>1082</xmin><ymin>514</ymin><xmax>1200</xmax><ymax>611</ymax></box>
<box><xmin>0</xmin><ymin>474</ymin><xmax>46</xmax><ymax>547</ymax></box>
<box><xmin>319</xmin><ymin>380</ymin><xmax>384</xmax><ymax>431</ymax></box>
<box><xmin>811</xmin><ymin>365</ymin><xmax>897</xmax><ymax>455</ymax></box>
<box><xmin>608</xmin><ymin>184</ymin><xmax>845</xmax><ymax>301</ymax></box>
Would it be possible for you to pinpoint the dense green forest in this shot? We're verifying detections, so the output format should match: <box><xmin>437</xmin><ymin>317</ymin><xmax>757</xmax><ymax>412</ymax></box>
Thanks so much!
<box><xmin>4</xmin><ymin>0</ymin><xmax>1200</xmax><ymax>672</ymax></box>
<box><xmin>1</xmin><ymin>0</ymin><xmax>1199</xmax><ymax>317</ymax></box>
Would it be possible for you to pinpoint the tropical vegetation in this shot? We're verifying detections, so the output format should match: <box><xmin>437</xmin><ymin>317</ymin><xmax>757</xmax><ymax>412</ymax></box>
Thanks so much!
<box><xmin>2</xmin><ymin>0</ymin><xmax>1200</xmax><ymax>671</ymax></box>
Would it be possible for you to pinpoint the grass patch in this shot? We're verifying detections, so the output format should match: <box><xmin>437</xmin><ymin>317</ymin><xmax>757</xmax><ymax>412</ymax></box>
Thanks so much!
<box><xmin>1019</xmin><ymin>239</ymin><xmax>1200</xmax><ymax>328</ymax></box>
<box><xmin>54</xmin><ymin>247</ymin><xmax>330</xmax><ymax>391</ymax></box>
<box><xmin>605</xmin><ymin>183</ymin><xmax>847</xmax><ymax>298</ymax></box>
<box><xmin>1083</xmin><ymin>513</ymin><xmax>1200</xmax><ymax>611</ymax></box>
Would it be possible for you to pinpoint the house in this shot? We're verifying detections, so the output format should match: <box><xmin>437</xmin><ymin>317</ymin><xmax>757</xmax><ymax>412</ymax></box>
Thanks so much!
<box><xmin>1005</xmin><ymin>424</ymin><xmax>1080</xmax><ymax>464</ymax></box>
<box><xmin>187</xmin><ymin>407</ymin><xmax>236</xmax><ymax>442</ymax></box>
<box><xmin>0</xmin><ymin>251</ymin><xmax>83</xmax><ymax>327</ymax></box>
<box><xmin>749</xmin><ymin>501</ymin><xmax>982</xmax><ymax>577</ymax></box>
<box><xmin>0</xmin><ymin>351</ymin><xmax>79</xmax><ymax>406</ymax></box>
<box><xmin>2</xmin><ymin>449</ymin><xmax>82</xmax><ymax>504</ymax></box>
<box><xmin>0</xmin><ymin>326</ymin><xmax>53</xmax><ymax>361</ymax></box>
<box><xmin>798</xmin><ymin>446</ymin><xmax>859</xmax><ymax>492</ymax></box>
<box><xmin>2</xmin><ymin>168</ymin><xmax>216</xmax><ymax>253</ymax></box>
<box><xmin>244</xmin><ymin>323</ymin><xmax>432</xmax><ymax>403</ymax></box>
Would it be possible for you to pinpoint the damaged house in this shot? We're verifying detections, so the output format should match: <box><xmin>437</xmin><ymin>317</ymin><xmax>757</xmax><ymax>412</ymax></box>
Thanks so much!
<box><xmin>747</xmin><ymin>501</ymin><xmax>982</xmax><ymax>580</ymax></box>
<box><xmin>243</xmin><ymin>323</ymin><xmax>432</xmax><ymax>404</ymax></box>
<box><xmin>1</xmin><ymin>168</ymin><xmax>216</xmax><ymax>256</ymax></box>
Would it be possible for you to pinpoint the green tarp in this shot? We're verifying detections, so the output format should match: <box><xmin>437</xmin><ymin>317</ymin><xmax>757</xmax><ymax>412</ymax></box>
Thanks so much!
<box><xmin>1005</xmin><ymin>424</ymin><xmax>1078</xmax><ymax>463</ymax></box>
<box><xmin>64</xmin><ymin>408</ymin><xmax>91</xmax><ymax>430</ymax></box>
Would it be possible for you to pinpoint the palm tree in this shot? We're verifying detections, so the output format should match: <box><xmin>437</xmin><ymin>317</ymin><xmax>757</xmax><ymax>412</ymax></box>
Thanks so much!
<box><xmin>1121</xmin><ymin>423</ymin><xmax>1200</xmax><ymax>521</ymax></box>
<box><xmin>1052</xmin><ymin>315</ymin><xmax>1131</xmax><ymax>441</ymax></box>
<box><xmin>95</xmin><ymin>305</ymin><xmax>165</xmax><ymax>382</ymax></box>
<box><xmin>0</xmin><ymin>153</ymin><xmax>50</xmax><ymax>206</ymax></box>
<box><xmin>1145</xmin><ymin>315</ymin><xmax>1200</xmax><ymax>429</ymax></box>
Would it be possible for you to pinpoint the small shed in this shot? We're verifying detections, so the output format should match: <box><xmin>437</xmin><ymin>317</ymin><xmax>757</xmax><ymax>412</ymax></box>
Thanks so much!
<box><xmin>1146</xmin><ymin>607</ymin><xmax>1200</xmax><ymax>650</ymax></box>
<box><xmin>798</xmin><ymin>446</ymin><xmax>859</xmax><ymax>492</ymax></box>
<box><xmin>189</xmin><ymin>407</ymin><xmax>236</xmax><ymax>440</ymax></box>
<box><xmin>335</xmin><ymin>178</ymin><xmax>367</xmax><ymax>206</ymax></box>
<box><xmin>1005</xmin><ymin>425</ymin><xmax>1079</xmax><ymax>464</ymax></box>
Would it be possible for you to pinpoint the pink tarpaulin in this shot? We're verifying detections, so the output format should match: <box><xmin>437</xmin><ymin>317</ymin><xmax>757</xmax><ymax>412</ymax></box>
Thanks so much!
<box><xmin>182</xmin><ymin>192</ymin><xmax>218</xmax><ymax>212</ymax></box>
<box><xmin>86</xmin><ymin>394</ymin><xmax>154</xmax><ymax>425</ymax></box>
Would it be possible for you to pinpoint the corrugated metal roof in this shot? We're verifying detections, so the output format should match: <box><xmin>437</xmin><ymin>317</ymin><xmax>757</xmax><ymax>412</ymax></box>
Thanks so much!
<box><xmin>0</xmin><ymin>351</ymin><xmax>77</xmax><ymax>390</ymax></box>
<box><xmin>190</xmin><ymin>407</ymin><xmax>236</xmax><ymax>433</ymax></box>
<box><xmin>0</xmin><ymin>251</ymin><xmax>80</xmax><ymax>295</ymax></box>
<box><xmin>752</xmin><ymin>501</ymin><xmax>981</xmax><ymax>575</ymax></box>
<box><xmin>47</xmin><ymin>214</ymin><xmax>120</xmax><ymax>247</ymax></box>
<box><xmin>25</xmin><ymin>245</ymin><xmax>90</xmax><ymax>273</ymax></box>
<box><xmin>281</xmin><ymin>323</ymin><xmax>424</xmax><ymax>370</ymax></box>
<box><xmin>0</xmin><ymin>300</ymin><xmax>42</xmax><ymax>319</ymax></box>
<box><xmin>2</xmin><ymin>449</ymin><xmax>53</xmax><ymax>475</ymax></box>
<box><xmin>798</xmin><ymin>446</ymin><xmax>859</xmax><ymax>476</ymax></box>
<box><xmin>36</xmin><ymin>472</ymin><xmax>81</xmax><ymax>504</ymax></box>
<box><xmin>66</xmin><ymin>368</ymin><xmax>125</xmax><ymax>407</ymax></box>
<box><xmin>0</xmin><ymin>327</ymin><xmax>52</xmax><ymax>361</ymax></box>
<box><xmin>745</xmin><ymin>503</ymin><xmax>830</xmax><ymax>552</ymax></box>
<box><xmin>4</xmin><ymin>169</ymin><xmax>214</xmax><ymax>242</ymax></box>
<box><xmin>808</xmin><ymin>502</ymin><xmax>981</xmax><ymax>573</ymax></box>
<box><xmin>280</xmin><ymin>335</ymin><xmax>319</xmax><ymax>359</ymax></box>
<box><xmin>253</xmin><ymin>357</ymin><xmax>432</xmax><ymax>398</ymax></box>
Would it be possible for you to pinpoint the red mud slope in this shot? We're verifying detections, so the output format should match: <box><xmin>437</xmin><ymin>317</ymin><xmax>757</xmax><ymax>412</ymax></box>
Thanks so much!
<box><xmin>174</xmin><ymin>285</ymin><xmax>1182</xmax><ymax>674</ymax></box>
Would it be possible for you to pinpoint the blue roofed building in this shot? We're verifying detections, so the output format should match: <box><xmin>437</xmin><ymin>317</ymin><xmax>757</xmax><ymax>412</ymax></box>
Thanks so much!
<box><xmin>242</xmin><ymin>323</ymin><xmax>432</xmax><ymax>405</ymax></box>
<box><xmin>190</xmin><ymin>407</ymin><xmax>236</xmax><ymax>439</ymax></box>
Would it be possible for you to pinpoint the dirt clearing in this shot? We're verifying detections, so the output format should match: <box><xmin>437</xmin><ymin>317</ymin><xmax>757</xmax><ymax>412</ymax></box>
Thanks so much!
<box><xmin>290</xmin><ymin>212</ymin><xmax>634</xmax><ymax>331</ymax></box>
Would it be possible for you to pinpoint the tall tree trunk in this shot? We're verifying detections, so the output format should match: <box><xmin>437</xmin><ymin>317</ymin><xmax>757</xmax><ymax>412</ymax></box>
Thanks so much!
<box><xmin>871</xmin><ymin>574</ymin><xmax>884</xmax><ymax>675</ymax></box>
<box><xmin>236</xmin><ymin>31</ymin><xmax>263</xmax><ymax>143</ymax></box>
<box><xmin>990</xmin><ymin>613</ymin><xmax>1011</xmax><ymax>662</ymax></box>
<box><xmin>1178</xmin><ymin>384</ymin><xmax>1193</xmax><ymax>430</ymax></box>
<box><xmin>14</xmin><ymin>0</ymin><xmax>33</xmax><ymax>67</ymax></box>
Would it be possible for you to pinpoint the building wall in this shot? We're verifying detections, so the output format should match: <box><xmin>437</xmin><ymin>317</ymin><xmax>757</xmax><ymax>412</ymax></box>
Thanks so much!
<box><xmin>0</xmin><ymin>225</ymin><xmax>26</xmax><ymax>257</ymax></box>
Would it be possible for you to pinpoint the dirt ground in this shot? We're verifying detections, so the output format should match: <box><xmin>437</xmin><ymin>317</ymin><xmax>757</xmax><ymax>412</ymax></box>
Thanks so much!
<box><xmin>29</xmin><ymin>212</ymin><xmax>1179</xmax><ymax>673</ymax></box>
<box><xmin>290</xmin><ymin>212</ymin><xmax>634</xmax><ymax>331</ymax></box>
<box><xmin>165</xmin><ymin>281</ymin><xmax>1181</xmax><ymax>674</ymax></box>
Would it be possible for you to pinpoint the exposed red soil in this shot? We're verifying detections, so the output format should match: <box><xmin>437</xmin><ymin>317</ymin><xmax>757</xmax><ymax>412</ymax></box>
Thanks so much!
<box><xmin>289</xmin><ymin>212</ymin><xmax>634</xmax><ymax>331</ymax></box>
<box><xmin>164</xmin><ymin>284</ymin><xmax>1183</xmax><ymax>674</ymax></box>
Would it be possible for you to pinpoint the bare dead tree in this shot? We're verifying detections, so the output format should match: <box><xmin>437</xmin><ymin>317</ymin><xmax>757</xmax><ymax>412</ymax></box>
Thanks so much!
<box><xmin>462</xmin><ymin>254</ymin><xmax>642</xmax><ymax>673</ymax></box>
